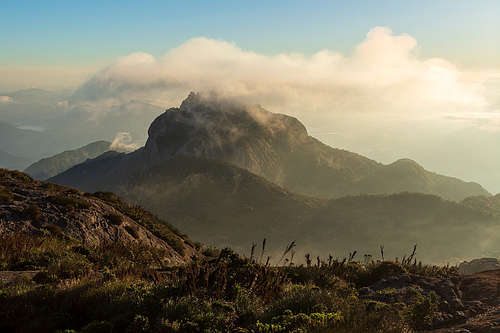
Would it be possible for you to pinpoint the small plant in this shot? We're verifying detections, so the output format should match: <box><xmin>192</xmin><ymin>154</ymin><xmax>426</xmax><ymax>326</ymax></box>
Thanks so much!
<box><xmin>105</xmin><ymin>213</ymin><xmax>123</xmax><ymax>225</ymax></box>
<box><xmin>49</xmin><ymin>195</ymin><xmax>90</xmax><ymax>210</ymax></box>
<box><xmin>407</xmin><ymin>288</ymin><xmax>439</xmax><ymax>329</ymax></box>
<box><xmin>23</xmin><ymin>204</ymin><xmax>41</xmax><ymax>226</ymax></box>
<box><xmin>202</xmin><ymin>246</ymin><xmax>221</xmax><ymax>258</ymax></box>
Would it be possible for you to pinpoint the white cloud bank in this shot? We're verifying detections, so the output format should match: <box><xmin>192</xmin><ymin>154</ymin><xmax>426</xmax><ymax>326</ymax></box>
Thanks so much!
<box><xmin>74</xmin><ymin>27</ymin><xmax>497</xmax><ymax>119</ymax></box>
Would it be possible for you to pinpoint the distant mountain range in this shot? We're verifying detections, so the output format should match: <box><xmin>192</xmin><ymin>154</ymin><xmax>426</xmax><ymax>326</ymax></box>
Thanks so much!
<box><xmin>52</xmin><ymin>154</ymin><xmax>500</xmax><ymax>262</ymax></box>
<box><xmin>50</xmin><ymin>93</ymin><xmax>499</xmax><ymax>262</ymax></box>
<box><xmin>25</xmin><ymin>140</ymin><xmax>111</xmax><ymax>180</ymax></box>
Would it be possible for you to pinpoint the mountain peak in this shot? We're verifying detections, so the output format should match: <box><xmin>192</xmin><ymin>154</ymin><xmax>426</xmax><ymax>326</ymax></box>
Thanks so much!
<box><xmin>179</xmin><ymin>91</ymin><xmax>202</xmax><ymax>111</ymax></box>
<box><xmin>144</xmin><ymin>93</ymin><xmax>310</xmax><ymax>177</ymax></box>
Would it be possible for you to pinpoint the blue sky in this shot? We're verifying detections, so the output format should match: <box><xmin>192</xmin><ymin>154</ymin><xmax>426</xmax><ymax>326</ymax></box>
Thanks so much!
<box><xmin>1</xmin><ymin>0</ymin><xmax>499</xmax><ymax>67</ymax></box>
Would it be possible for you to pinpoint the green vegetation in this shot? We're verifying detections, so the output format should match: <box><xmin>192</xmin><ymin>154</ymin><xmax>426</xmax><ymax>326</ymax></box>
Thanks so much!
<box><xmin>23</xmin><ymin>204</ymin><xmax>41</xmax><ymax>225</ymax></box>
<box><xmin>105</xmin><ymin>213</ymin><xmax>124</xmax><ymax>225</ymax></box>
<box><xmin>0</xmin><ymin>234</ymin><xmax>456</xmax><ymax>333</ymax></box>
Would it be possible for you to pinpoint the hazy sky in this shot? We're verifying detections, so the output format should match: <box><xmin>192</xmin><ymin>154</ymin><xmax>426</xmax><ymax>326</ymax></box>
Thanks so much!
<box><xmin>2</xmin><ymin>1</ymin><xmax>500</xmax><ymax>192</ymax></box>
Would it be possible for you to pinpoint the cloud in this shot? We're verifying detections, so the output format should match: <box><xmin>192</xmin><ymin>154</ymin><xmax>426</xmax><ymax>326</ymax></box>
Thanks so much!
<box><xmin>110</xmin><ymin>132</ymin><xmax>139</xmax><ymax>152</ymax></box>
<box><xmin>73</xmin><ymin>27</ymin><xmax>495</xmax><ymax>119</ymax></box>
<box><xmin>0</xmin><ymin>96</ymin><xmax>13</xmax><ymax>103</ymax></box>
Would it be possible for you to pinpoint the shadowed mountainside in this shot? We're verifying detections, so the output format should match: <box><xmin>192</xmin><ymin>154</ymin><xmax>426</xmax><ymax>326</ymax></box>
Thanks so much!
<box><xmin>48</xmin><ymin>93</ymin><xmax>499</xmax><ymax>262</ymax></box>
<box><xmin>51</xmin><ymin>153</ymin><xmax>500</xmax><ymax>263</ymax></box>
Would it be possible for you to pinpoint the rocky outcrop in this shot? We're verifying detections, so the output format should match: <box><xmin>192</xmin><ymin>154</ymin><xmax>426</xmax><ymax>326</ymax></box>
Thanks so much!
<box><xmin>360</xmin><ymin>268</ymin><xmax>500</xmax><ymax>332</ymax></box>
<box><xmin>0</xmin><ymin>169</ymin><xmax>197</xmax><ymax>265</ymax></box>
<box><xmin>430</xmin><ymin>270</ymin><xmax>500</xmax><ymax>332</ymax></box>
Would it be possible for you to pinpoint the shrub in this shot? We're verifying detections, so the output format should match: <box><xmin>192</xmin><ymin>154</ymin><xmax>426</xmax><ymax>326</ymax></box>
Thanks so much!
<box><xmin>48</xmin><ymin>195</ymin><xmax>90</xmax><ymax>211</ymax></box>
<box><xmin>201</xmin><ymin>247</ymin><xmax>220</xmax><ymax>258</ymax></box>
<box><xmin>256</xmin><ymin>310</ymin><xmax>343</xmax><ymax>332</ymax></box>
<box><xmin>356</xmin><ymin>261</ymin><xmax>408</xmax><ymax>287</ymax></box>
<box><xmin>23</xmin><ymin>204</ymin><xmax>41</xmax><ymax>225</ymax></box>
<box><xmin>164</xmin><ymin>234</ymin><xmax>185</xmax><ymax>256</ymax></box>
<box><xmin>233</xmin><ymin>285</ymin><xmax>264</xmax><ymax>326</ymax></box>
<box><xmin>125</xmin><ymin>314</ymin><xmax>149</xmax><ymax>332</ymax></box>
<box><xmin>264</xmin><ymin>284</ymin><xmax>334</xmax><ymax>319</ymax></box>
<box><xmin>105</xmin><ymin>213</ymin><xmax>123</xmax><ymax>226</ymax></box>
<box><xmin>163</xmin><ymin>297</ymin><xmax>238</xmax><ymax>332</ymax></box>
<box><xmin>407</xmin><ymin>289</ymin><xmax>439</xmax><ymax>329</ymax></box>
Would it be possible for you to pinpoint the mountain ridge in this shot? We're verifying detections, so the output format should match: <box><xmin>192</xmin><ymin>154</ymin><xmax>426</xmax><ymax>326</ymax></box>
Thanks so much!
<box><xmin>139</xmin><ymin>93</ymin><xmax>489</xmax><ymax>200</ymax></box>
<box><xmin>51</xmin><ymin>154</ymin><xmax>500</xmax><ymax>263</ymax></box>
<box><xmin>25</xmin><ymin>140</ymin><xmax>112</xmax><ymax>180</ymax></box>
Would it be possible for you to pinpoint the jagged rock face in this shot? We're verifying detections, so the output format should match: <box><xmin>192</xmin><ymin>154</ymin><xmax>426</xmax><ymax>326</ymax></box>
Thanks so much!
<box><xmin>0</xmin><ymin>169</ymin><xmax>197</xmax><ymax>265</ymax></box>
<box><xmin>145</xmin><ymin>92</ymin><xmax>310</xmax><ymax>184</ymax></box>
